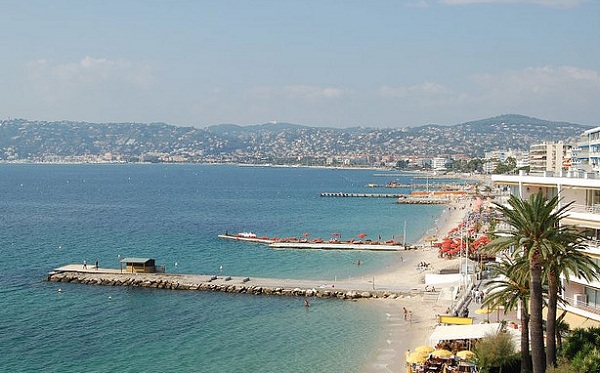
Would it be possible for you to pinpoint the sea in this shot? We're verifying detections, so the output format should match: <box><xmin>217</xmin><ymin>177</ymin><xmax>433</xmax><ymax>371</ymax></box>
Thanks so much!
<box><xmin>0</xmin><ymin>164</ymin><xmax>449</xmax><ymax>373</ymax></box>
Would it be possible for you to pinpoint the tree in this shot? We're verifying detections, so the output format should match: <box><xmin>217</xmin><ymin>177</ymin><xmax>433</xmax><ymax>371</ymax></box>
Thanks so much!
<box><xmin>544</xmin><ymin>229</ymin><xmax>600</xmax><ymax>368</ymax></box>
<box><xmin>493</xmin><ymin>157</ymin><xmax>517</xmax><ymax>174</ymax></box>
<box><xmin>483</xmin><ymin>257</ymin><xmax>532</xmax><ymax>373</ymax></box>
<box><xmin>473</xmin><ymin>330</ymin><xmax>518</xmax><ymax>373</ymax></box>
<box><xmin>486</xmin><ymin>191</ymin><xmax>567</xmax><ymax>373</ymax></box>
<box><xmin>562</xmin><ymin>327</ymin><xmax>600</xmax><ymax>373</ymax></box>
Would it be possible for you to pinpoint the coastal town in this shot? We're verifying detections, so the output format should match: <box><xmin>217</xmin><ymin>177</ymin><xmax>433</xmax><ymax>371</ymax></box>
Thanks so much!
<box><xmin>0</xmin><ymin>115</ymin><xmax>587</xmax><ymax>171</ymax></box>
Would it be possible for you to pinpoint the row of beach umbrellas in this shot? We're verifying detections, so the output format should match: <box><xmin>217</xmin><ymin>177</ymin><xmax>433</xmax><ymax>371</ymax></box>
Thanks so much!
<box><xmin>407</xmin><ymin>346</ymin><xmax>475</xmax><ymax>364</ymax></box>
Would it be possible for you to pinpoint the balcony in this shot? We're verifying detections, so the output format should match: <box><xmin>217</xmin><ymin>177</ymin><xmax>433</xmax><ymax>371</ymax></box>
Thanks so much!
<box><xmin>561</xmin><ymin>295</ymin><xmax>600</xmax><ymax>322</ymax></box>
<box><xmin>569</xmin><ymin>203</ymin><xmax>600</xmax><ymax>215</ymax></box>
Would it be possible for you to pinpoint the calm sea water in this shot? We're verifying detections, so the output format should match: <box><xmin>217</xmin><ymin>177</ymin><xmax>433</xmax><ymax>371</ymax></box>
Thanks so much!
<box><xmin>0</xmin><ymin>164</ymin><xmax>445</xmax><ymax>373</ymax></box>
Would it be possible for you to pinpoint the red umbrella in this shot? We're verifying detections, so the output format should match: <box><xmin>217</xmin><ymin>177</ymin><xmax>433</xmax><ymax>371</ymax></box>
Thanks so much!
<box><xmin>303</xmin><ymin>233</ymin><xmax>311</xmax><ymax>237</ymax></box>
<box><xmin>358</xmin><ymin>233</ymin><xmax>367</xmax><ymax>239</ymax></box>
<box><xmin>331</xmin><ymin>232</ymin><xmax>340</xmax><ymax>237</ymax></box>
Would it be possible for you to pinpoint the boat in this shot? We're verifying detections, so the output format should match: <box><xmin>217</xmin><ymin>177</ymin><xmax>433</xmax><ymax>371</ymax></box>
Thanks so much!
<box><xmin>218</xmin><ymin>232</ymin><xmax>274</xmax><ymax>244</ymax></box>
<box><xmin>236</xmin><ymin>232</ymin><xmax>257</xmax><ymax>238</ymax></box>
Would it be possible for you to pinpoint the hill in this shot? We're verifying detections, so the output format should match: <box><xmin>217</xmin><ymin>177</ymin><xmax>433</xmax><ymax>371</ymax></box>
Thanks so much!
<box><xmin>0</xmin><ymin>114</ymin><xmax>591</xmax><ymax>163</ymax></box>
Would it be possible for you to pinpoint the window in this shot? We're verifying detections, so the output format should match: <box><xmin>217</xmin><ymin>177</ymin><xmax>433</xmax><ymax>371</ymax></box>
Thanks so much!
<box><xmin>587</xmin><ymin>190</ymin><xmax>600</xmax><ymax>207</ymax></box>
<box><xmin>585</xmin><ymin>287</ymin><xmax>600</xmax><ymax>309</ymax></box>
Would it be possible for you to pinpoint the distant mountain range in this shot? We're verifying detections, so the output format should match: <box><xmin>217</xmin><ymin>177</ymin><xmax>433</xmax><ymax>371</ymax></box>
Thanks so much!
<box><xmin>0</xmin><ymin>114</ymin><xmax>592</xmax><ymax>162</ymax></box>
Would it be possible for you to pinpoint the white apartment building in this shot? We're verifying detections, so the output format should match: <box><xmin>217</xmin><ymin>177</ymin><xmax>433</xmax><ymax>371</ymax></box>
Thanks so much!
<box><xmin>528</xmin><ymin>142</ymin><xmax>565</xmax><ymax>174</ymax></box>
<box><xmin>431</xmin><ymin>157</ymin><xmax>448</xmax><ymax>172</ymax></box>
<box><xmin>584</xmin><ymin>127</ymin><xmax>600</xmax><ymax>172</ymax></box>
<box><xmin>492</xmin><ymin>171</ymin><xmax>600</xmax><ymax>328</ymax></box>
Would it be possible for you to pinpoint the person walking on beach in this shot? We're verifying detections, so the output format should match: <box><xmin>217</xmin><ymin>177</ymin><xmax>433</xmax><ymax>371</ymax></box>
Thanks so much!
<box><xmin>83</xmin><ymin>259</ymin><xmax>87</xmax><ymax>269</ymax></box>
<box><xmin>403</xmin><ymin>307</ymin><xmax>408</xmax><ymax>320</ymax></box>
<box><xmin>408</xmin><ymin>310</ymin><xmax>413</xmax><ymax>324</ymax></box>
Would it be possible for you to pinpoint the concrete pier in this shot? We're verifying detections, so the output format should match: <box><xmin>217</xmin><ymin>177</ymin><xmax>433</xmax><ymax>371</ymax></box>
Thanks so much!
<box><xmin>47</xmin><ymin>264</ymin><xmax>422</xmax><ymax>300</ymax></box>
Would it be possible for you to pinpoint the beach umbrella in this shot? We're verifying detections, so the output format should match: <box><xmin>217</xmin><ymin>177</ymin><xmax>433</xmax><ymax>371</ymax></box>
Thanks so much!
<box><xmin>414</xmin><ymin>345</ymin><xmax>434</xmax><ymax>354</ymax></box>
<box><xmin>406</xmin><ymin>351</ymin><xmax>428</xmax><ymax>364</ymax></box>
<box><xmin>456</xmin><ymin>350</ymin><xmax>475</xmax><ymax>360</ymax></box>
<box><xmin>431</xmin><ymin>349</ymin><xmax>453</xmax><ymax>358</ymax></box>
<box><xmin>357</xmin><ymin>233</ymin><xmax>367</xmax><ymax>239</ymax></box>
<box><xmin>303</xmin><ymin>232</ymin><xmax>311</xmax><ymax>237</ymax></box>
<box><xmin>474</xmin><ymin>307</ymin><xmax>492</xmax><ymax>314</ymax></box>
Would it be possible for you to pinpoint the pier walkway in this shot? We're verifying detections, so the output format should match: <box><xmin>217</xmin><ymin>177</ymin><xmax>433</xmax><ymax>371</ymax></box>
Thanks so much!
<box><xmin>320</xmin><ymin>192</ymin><xmax>404</xmax><ymax>198</ymax></box>
<box><xmin>47</xmin><ymin>264</ymin><xmax>424</xmax><ymax>300</ymax></box>
<box><xmin>218</xmin><ymin>234</ymin><xmax>416</xmax><ymax>251</ymax></box>
<box><xmin>320</xmin><ymin>192</ymin><xmax>450</xmax><ymax>204</ymax></box>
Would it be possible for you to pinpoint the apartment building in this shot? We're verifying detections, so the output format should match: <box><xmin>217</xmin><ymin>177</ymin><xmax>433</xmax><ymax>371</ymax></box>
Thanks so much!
<box><xmin>584</xmin><ymin>126</ymin><xmax>600</xmax><ymax>172</ymax></box>
<box><xmin>491</xmin><ymin>171</ymin><xmax>600</xmax><ymax>329</ymax></box>
<box><xmin>528</xmin><ymin>142</ymin><xmax>566</xmax><ymax>174</ymax></box>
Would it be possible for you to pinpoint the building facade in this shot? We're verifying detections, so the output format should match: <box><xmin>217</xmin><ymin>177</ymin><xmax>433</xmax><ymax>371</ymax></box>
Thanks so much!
<box><xmin>491</xmin><ymin>171</ymin><xmax>600</xmax><ymax>328</ymax></box>
<box><xmin>528</xmin><ymin>142</ymin><xmax>566</xmax><ymax>174</ymax></box>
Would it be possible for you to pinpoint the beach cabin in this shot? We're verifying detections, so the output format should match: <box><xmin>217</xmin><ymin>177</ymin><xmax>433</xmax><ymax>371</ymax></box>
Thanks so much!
<box><xmin>120</xmin><ymin>257</ymin><xmax>157</xmax><ymax>273</ymax></box>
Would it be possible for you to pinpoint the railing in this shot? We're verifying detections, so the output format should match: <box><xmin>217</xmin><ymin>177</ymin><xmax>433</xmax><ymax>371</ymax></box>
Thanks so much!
<box><xmin>562</xmin><ymin>295</ymin><xmax>600</xmax><ymax>315</ymax></box>
<box><xmin>568</xmin><ymin>203</ymin><xmax>600</xmax><ymax>215</ymax></box>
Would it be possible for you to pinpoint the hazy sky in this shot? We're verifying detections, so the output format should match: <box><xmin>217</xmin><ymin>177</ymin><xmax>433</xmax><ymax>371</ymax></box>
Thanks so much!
<box><xmin>1</xmin><ymin>0</ymin><xmax>598</xmax><ymax>128</ymax></box>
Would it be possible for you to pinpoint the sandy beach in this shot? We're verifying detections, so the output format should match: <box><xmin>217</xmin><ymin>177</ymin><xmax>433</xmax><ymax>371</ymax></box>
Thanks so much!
<box><xmin>363</xmin><ymin>198</ymin><xmax>473</xmax><ymax>373</ymax></box>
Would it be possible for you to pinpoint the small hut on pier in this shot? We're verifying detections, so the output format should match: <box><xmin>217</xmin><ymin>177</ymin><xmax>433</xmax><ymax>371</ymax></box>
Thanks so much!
<box><xmin>120</xmin><ymin>258</ymin><xmax>157</xmax><ymax>273</ymax></box>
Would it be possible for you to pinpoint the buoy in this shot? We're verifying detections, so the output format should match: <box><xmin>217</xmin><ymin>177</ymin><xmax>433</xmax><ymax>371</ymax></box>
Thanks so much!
<box><xmin>57</xmin><ymin>288</ymin><xmax>62</xmax><ymax>293</ymax></box>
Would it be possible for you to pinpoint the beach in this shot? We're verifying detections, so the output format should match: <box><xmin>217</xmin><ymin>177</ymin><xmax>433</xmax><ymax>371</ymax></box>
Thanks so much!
<box><xmin>363</xmin><ymin>198</ymin><xmax>472</xmax><ymax>373</ymax></box>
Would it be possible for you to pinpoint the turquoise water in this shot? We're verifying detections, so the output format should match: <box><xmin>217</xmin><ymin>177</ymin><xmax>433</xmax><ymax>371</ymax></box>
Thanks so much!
<box><xmin>0</xmin><ymin>164</ymin><xmax>443</xmax><ymax>372</ymax></box>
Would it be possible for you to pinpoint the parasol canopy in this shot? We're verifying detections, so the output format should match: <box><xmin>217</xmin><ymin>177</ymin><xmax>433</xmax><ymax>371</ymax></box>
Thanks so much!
<box><xmin>414</xmin><ymin>345</ymin><xmax>434</xmax><ymax>354</ymax></box>
<box><xmin>406</xmin><ymin>351</ymin><xmax>428</xmax><ymax>364</ymax></box>
<box><xmin>431</xmin><ymin>349</ymin><xmax>453</xmax><ymax>358</ymax></box>
<box><xmin>474</xmin><ymin>307</ymin><xmax>493</xmax><ymax>315</ymax></box>
<box><xmin>357</xmin><ymin>233</ymin><xmax>368</xmax><ymax>239</ymax></box>
<box><xmin>456</xmin><ymin>350</ymin><xmax>475</xmax><ymax>360</ymax></box>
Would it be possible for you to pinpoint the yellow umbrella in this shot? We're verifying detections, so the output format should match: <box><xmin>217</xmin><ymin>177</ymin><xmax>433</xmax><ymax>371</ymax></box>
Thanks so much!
<box><xmin>414</xmin><ymin>345</ymin><xmax>434</xmax><ymax>354</ymax></box>
<box><xmin>456</xmin><ymin>350</ymin><xmax>475</xmax><ymax>360</ymax></box>
<box><xmin>406</xmin><ymin>351</ymin><xmax>428</xmax><ymax>364</ymax></box>
<box><xmin>474</xmin><ymin>307</ymin><xmax>492</xmax><ymax>314</ymax></box>
<box><xmin>431</xmin><ymin>349</ymin><xmax>453</xmax><ymax>358</ymax></box>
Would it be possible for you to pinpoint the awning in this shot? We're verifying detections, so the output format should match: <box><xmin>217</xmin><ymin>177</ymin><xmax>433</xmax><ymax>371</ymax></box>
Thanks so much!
<box><xmin>558</xmin><ymin>311</ymin><xmax>600</xmax><ymax>329</ymax></box>
<box><xmin>429</xmin><ymin>323</ymin><xmax>502</xmax><ymax>346</ymax></box>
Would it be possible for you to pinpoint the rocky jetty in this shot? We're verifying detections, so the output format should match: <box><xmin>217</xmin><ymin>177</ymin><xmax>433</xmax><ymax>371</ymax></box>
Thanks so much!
<box><xmin>46</xmin><ymin>270</ymin><xmax>410</xmax><ymax>300</ymax></box>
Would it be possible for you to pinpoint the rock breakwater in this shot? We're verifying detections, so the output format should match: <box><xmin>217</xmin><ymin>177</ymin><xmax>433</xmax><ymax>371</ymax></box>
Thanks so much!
<box><xmin>46</xmin><ymin>269</ymin><xmax>411</xmax><ymax>300</ymax></box>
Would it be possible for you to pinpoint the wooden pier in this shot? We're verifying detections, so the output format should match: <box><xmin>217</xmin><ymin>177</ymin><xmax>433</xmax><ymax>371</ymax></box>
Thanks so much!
<box><xmin>47</xmin><ymin>264</ymin><xmax>421</xmax><ymax>299</ymax></box>
<box><xmin>320</xmin><ymin>192</ymin><xmax>404</xmax><ymax>198</ymax></box>
<box><xmin>320</xmin><ymin>192</ymin><xmax>450</xmax><ymax>204</ymax></box>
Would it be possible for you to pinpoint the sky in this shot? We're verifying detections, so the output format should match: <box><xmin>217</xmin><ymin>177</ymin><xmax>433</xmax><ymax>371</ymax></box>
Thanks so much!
<box><xmin>0</xmin><ymin>0</ymin><xmax>599</xmax><ymax>128</ymax></box>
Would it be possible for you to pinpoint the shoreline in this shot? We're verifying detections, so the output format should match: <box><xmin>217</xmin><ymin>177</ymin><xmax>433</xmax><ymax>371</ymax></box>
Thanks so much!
<box><xmin>362</xmin><ymin>197</ymin><xmax>471</xmax><ymax>373</ymax></box>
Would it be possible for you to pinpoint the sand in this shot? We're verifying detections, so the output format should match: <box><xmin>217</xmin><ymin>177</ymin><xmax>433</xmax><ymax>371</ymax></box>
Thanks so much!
<box><xmin>362</xmin><ymin>198</ymin><xmax>473</xmax><ymax>373</ymax></box>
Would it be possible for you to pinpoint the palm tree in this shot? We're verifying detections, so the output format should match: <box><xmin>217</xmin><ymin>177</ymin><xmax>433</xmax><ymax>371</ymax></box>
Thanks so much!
<box><xmin>555</xmin><ymin>312</ymin><xmax>570</xmax><ymax>355</ymax></box>
<box><xmin>486</xmin><ymin>191</ymin><xmax>568</xmax><ymax>373</ymax></box>
<box><xmin>483</xmin><ymin>256</ymin><xmax>532</xmax><ymax>373</ymax></box>
<box><xmin>545</xmin><ymin>230</ymin><xmax>600</xmax><ymax>368</ymax></box>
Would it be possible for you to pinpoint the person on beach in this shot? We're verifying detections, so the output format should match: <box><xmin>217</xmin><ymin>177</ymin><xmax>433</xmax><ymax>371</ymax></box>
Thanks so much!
<box><xmin>403</xmin><ymin>307</ymin><xmax>407</xmax><ymax>320</ymax></box>
<box><xmin>95</xmin><ymin>259</ymin><xmax>98</xmax><ymax>269</ymax></box>
<box><xmin>408</xmin><ymin>310</ymin><xmax>413</xmax><ymax>323</ymax></box>
<box><xmin>83</xmin><ymin>259</ymin><xmax>87</xmax><ymax>269</ymax></box>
